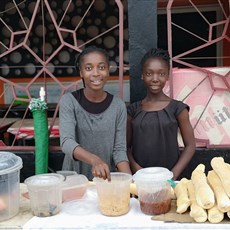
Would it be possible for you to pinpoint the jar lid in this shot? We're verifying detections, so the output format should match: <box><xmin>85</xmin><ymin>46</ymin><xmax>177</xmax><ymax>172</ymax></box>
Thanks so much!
<box><xmin>133</xmin><ymin>167</ymin><xmax>173</xmax><ymax>182</ymax></box>
<box><xmin>0</xmin><ymin>152</ymin><xmax>23</xmax><ymax>175</ymax></box>
<box><xmin>25</xmin><ymin>173</ymin><xmax>64</xmax><ymax>187</ymax></box>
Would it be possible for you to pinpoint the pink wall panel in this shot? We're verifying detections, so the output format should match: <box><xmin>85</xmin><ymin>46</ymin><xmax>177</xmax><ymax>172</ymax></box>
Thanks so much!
<box><xmin>172</xmin><ymin>67</ymin><xmax>230</xmax><ymax>147</ymax></box>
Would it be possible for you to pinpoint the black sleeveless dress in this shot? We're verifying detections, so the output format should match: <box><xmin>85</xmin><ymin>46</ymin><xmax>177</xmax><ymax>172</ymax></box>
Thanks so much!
<box><xmin>127</xmin><ymin>99</ymin><xmax>189</xmax><ymax>170</ymax></box>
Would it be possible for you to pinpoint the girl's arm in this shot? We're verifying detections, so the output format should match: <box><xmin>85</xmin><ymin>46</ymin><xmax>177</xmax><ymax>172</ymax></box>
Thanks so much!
<box><xmin>171</xmin><ymin>109</ymin><xmax>196</xmax><ymax>180</ymax></box>
<box><xmin>127</xmin><ymin>114</ymin><xmax>142</xmax><ymax>174</ymax></box>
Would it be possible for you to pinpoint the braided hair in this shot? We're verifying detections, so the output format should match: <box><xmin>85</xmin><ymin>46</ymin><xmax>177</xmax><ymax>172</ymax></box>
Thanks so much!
<box><xmin>140</xmin><ymin>48</ymin><xmax>170</xmax><ymax>71</ymax></box>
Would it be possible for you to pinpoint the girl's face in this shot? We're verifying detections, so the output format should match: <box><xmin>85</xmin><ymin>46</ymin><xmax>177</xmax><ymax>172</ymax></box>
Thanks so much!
<box><xmin>142</xmin><ymin>57</ymin><xmax>169</xmax><ymax>94</ymax></box>
<box><xmin>79</xmin><ymin>51</ymin><xmax>109</xmax><ymax>91</ymax></box>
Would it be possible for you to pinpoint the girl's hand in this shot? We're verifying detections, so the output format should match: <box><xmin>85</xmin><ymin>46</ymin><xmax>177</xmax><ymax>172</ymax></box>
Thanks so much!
<box><xmin>91</xmin><ymin>158</ymin><xmax>111</xmax><ymax>181</ymax></box>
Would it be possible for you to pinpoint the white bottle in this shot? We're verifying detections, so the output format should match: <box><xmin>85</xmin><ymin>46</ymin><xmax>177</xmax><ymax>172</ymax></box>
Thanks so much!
<box><xmin>39</xmin><ymin>87</ymin><xmax>45</xmax><ymax>101</ymax></box>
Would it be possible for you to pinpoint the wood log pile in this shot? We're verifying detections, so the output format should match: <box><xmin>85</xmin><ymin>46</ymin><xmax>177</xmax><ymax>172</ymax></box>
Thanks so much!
<box><xmin>175</xmin><ymin>157</ymin><xmax>230</xmax><ymax>223</ymax></box>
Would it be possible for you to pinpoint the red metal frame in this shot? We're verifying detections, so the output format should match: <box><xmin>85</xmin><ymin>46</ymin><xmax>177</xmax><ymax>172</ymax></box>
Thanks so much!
<box><xmin>0</xmin><ymin>0</ymin><xmax>124</xmax><ymax>150</ymax></box>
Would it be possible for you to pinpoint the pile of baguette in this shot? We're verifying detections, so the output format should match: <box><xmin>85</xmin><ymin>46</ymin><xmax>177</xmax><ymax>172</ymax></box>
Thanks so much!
<box><xmin>175</xmin><ymin>157</ymin><xmax>230</xmax><ymax>223</ymax></box>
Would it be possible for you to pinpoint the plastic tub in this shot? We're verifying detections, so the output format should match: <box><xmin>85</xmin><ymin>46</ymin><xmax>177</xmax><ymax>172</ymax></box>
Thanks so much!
<box><xmin>93</xmin><ymin>172</ymin><xmax>132</xmax><ymax>216</ymax></box>
<box><xmin>133</xmin><ymin>167</ymin><xmax>173</xmax><ymax>215</ymax></box>
<box><xmin>25</xmin><ymin>173</ymin><xmax>64</xmax><ymax>217</ymax></box>
<box><xmin>56</xmin><ymin>170</ymin><xmax>77</xmax><ymax>177</ymax></box>
<box><xmin>0</xmin><ymin>152</ymin><xmax>23</xmax><ymax>221</ymax></box>
<box><xmin>61</xmin><ymin>174</ymin><xmax>88</xmax><ymax>202</ymax></box>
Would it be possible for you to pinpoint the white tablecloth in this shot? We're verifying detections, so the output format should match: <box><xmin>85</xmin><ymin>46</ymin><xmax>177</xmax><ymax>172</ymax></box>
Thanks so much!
<box><xmin>23</xmin><ymin>186</ymin><xmax>230</xmax><ymax>230</ymax></box>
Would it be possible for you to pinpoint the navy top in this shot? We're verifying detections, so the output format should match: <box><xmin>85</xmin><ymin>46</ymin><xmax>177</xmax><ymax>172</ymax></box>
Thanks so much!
<box><xmin>127</xmin><ymin>99</ymin><xmax>189</xmax><ymax>170</ymax></box>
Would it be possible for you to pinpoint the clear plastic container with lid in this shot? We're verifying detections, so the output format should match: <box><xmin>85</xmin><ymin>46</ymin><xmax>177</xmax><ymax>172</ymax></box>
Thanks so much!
<box><xmin>133</xmin><ymin>167</ymin><xmax>173</xmax><ymax>215</ymax></box>
<box><xmin>25</xmin><ymin>173</ymin><xmax>64</xmax><ymax>217</ymax></box>
<box><xmin>0</xmin><ymin>152</ymin><xmax>23</xmax><ymax>221</ymax></box>
<box><xmin>61</xmin><ymin>174</ymin><xmax>89</xmax><ymax>202</ymax></box>
<box><xmin>93</xmin><ymin>172</ymin><xmax>132</xmax><ymax>216</ymax></box>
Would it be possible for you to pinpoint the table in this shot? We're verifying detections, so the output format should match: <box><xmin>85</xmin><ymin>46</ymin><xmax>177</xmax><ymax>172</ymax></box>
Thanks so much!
<box><xmin>0</xmin><ymin>118</ymin><xmax>19</xmax><ymax>132</ymax></box>
<box><xmin>0</xmin><ymin>104</ymin><xmax>58</xmax><ymax>118</ymax></box>
<box><xmin>0</xmin><ymin>118</ymin><xmax>19</xmax><ymax>145</ymax></box>
<box><xmin>7</xmin><ymin>118</ymin><xmax>59</xmax><ymax>140</ymax></box>
<box><xmin>1</xmin><ymin>184</ymin><xmax>229</xmax><ymax>230</ymax></box>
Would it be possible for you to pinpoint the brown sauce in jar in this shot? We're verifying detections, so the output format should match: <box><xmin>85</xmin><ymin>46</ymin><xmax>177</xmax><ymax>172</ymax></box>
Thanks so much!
<box><xmin>139</xmin><ymin>189</ymin><xmax>171</xmax><ymax>215</ymax></box>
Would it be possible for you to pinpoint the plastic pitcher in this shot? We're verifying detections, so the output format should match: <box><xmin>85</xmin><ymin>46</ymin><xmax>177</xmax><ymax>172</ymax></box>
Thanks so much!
<box><xmin>0</xmin><ymin>152</ymin><xmax>23</xmax><ymax>221</ymax></box>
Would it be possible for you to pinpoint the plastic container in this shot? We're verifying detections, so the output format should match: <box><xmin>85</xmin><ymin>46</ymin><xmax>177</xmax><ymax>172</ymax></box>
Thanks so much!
<box><xmin>61</xmin><ymin>174</ymin><xmax>88</xmax><ymax>202</ymax></box>
<box><xmin>56</xmin><ymin>170</ymin><xmax>77</xmax><ymax>177</ymax></box>
<box><xmin>25</xmin><ymin>173</ymin><xmax>64</xmax><ymax>217</ymax></box>
<box><xmin>133</xmin><ymin>167</ymin><xmax>173</xmax><ymax>215</ymax></box>
<box><xmin>93</xmin><ymin>172</ymin><xmax>132</xmax><ymax>216</ymax></box>
<box><xmin>0</xmin><ymin>152</ymin><xmax>23</xmax><ymax>221</ymax></box>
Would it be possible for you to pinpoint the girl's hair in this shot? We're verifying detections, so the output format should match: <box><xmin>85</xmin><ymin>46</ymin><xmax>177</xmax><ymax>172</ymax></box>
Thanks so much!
<box><xmin>140</xmin><ymin>48</ymin><xmax>170</xmax><ymax>71</ymax></box>
<box><xmin>75</xmin><ymin>45</ymin><xmax>110</xmax><ymax>71</ymax></box>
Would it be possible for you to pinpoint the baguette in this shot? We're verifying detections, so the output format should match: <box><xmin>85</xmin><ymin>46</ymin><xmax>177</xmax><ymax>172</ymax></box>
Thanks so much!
<box><xmin>191</xmin><ymin>164</ymin><xmax>215</xmax><ymax>209</ymax></box>
<box><xmin>207</xmin><ymin>170</ymin><xmax>230</xmax><ymax>212</ymax></box>
<box><xmin>174</xmin><ymin>178</ymin><xmax>190</xmax><ymax>214</ymax></box>
<box><xmin>130</xmin><ymin>183</ymin><xmax>138</xmax><ymax>196</ymax></box>
<box><xmin>207</xmin><ymin>204</ymin><xmax>224</xmax><ymax>223</ymax></box>
<box><xmin>187</xmin><ymin>180</ymin><xmax>207</xmax><ymax>222</ymax></box>
<box><xmin>211</xmin><ymin>157</ymin><xmax>230</xmax><ymax>197</ymax></box>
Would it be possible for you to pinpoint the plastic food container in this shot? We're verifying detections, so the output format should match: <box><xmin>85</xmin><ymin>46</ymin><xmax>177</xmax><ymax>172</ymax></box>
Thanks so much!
<box><xmin>0</xmin><ymin>152</ymin><xmax>23</xmax><ymax>221</ymax></box>
<box><xmin>61</xmin><ymin>174</ymin><xmax>88</xmax><ymax>202</ymax></box>
<box><xmin>133</xmin><ymin>167</ymin><xmax>173</xmax><ymax>215</ymax></box>
<box><xmin>25</xmin><ymin>173</ymin><xmax>64</xmax><ymax>217</ymax></box>
<box><xmin>56</xmin><ymin>170</ymin><xmax>77</xmax><ymax>177</ymax></box>
<box><xmin>93</xmin><ymin>172</ymin><xmax>132</xmax><ymax>216</ymax></box>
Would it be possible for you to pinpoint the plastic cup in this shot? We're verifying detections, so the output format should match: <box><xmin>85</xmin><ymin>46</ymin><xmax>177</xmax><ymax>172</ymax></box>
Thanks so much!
<box><xmin>133</xmin><ymin>167</ymin><xmax>173</xmax><ymax>215</ymax></box>
<box><xmin>25</xmin><ymin>173</ymin><xmax>64</xmax><ymax>217</ymax></box>
<box><xmin>93</xmin><ymin>172</ymin><xmax>132</xmax><ymax>216</ymax></box>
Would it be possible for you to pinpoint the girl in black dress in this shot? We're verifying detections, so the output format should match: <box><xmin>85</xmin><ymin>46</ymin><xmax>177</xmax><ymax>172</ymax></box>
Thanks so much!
<box><xmin>127</xmin><ymin>48</ymin><xmax>195</xmax><ymax>180</ymax></box>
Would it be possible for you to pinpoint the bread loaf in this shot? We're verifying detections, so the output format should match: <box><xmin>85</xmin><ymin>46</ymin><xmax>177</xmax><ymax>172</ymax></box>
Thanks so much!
<box><xmin>187</xmin><ymin>180</ymin><xmax>208</xmax><ymax>222</ymax></box>
<box><xmin>174</xmin><ymin>178</ymin><xmax>190</xmax><ymax>214</ymax></box>
<box><xmin>207</xmin><ymin>204</ymin><xmax>224</xmax><ymax>223</ymax></box>
<box><xmin>211</xmin><ymin>157</ymin><xmax>230</xmax><ymax>197</ymax></box>
<box><xmin>191</xmin><ymin>164</ymin><xmax>215</xmax><ymax>209</ymax></box>
<box><xmin>207</xmin><ymin>170</ymin><xmax>230</xmax><ymax>212</ymax></box>
<box><xmin>130</xmin><ymin>183</ymin><xmax>138</xmax><ymax>196</ymax></box>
